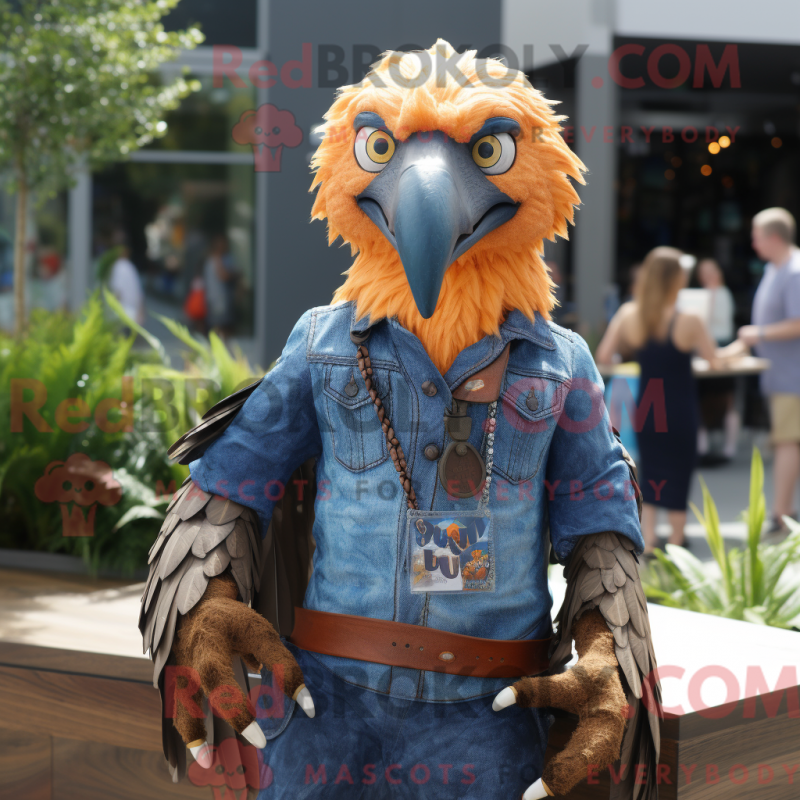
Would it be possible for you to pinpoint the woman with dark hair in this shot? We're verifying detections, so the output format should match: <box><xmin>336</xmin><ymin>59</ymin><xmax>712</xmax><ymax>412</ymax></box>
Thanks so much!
<box><xmin>597</xmin><ymin>247</ymin><xmax>726</xmax><ymax>553</ymax></box>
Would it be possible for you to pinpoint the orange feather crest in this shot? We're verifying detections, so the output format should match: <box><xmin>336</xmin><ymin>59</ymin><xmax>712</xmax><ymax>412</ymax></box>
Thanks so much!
<box><xmin>310</xmin><ymin>39</ymin><xmax>586</xmax><ymax>374</ymax></box>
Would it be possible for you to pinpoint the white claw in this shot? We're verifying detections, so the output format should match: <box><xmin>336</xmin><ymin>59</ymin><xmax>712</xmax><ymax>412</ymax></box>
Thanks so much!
<box><xmin>189</xmin><ymin>741</ymin><xmax>213</xmax><ymax>768</ymax></box>
<box><xmin>295</xmin><ymin>685</ymin><xmax>316</xmax><ymax>718</ymax></box>
<box><xmin>492</xmin><ymin>686</ymin><xmax>518</xmax><ymax>712</ymax></box>
<box><xmin>241</xmin><ymin>720</ymin><xmax>267</xmax><ymax>749</ymax></box>
<box><xmin>523</xmin><ymin>778</ymin><xmax>551</xmax><ymax>799</ymax></box>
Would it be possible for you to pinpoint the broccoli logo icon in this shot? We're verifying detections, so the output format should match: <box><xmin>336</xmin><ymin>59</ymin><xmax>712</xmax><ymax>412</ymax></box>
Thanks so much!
<box><xmin>232</xmin><ymin>103</ymin><xmax>303</xmax><ymax>172</ymax></box>
<box><xmin>34</xmin><ymin>453</ymin><xmax>122</xmax><ymax>537</ymax></box>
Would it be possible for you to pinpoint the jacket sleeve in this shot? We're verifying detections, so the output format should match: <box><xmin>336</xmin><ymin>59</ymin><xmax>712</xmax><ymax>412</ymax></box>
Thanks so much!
<box><xmin>189</xmin><ymin>309</ymin><xmax>323</xmax><ymax>523</ymax></box>
<box><xmin>547</xmin><ymin>337</ymin><xmax>659</xmax><ymax>800</ymax></box>
<box><xmin>545</xmin><ymin>333</ymin><xmax>644</xmax><ymax>563</ymax></box>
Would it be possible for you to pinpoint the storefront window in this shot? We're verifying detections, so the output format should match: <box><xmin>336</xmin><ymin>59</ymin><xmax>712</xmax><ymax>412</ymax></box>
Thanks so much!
<box><xmin>162</xmin><ymin>0</ymin><xmax>258</xmax><ymax>49</ymax></box>
<box><xmin>92</xmin><ymin>162</ymin><xmax>255</xmax><ymax>337</ymax></box>
<box><xmin>147</xmin><ymin>75</ymin><xmax>257</xmax><ymax>154</ymax></box>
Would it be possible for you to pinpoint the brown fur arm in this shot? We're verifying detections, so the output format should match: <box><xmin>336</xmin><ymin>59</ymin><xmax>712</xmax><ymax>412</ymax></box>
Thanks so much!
<box><xmin>140</xmin><ymin>480</ymin><xmax>278</xmax><ymax>779</ymax></box>
<box><xmin>548</xmin><ymin>531</ymin><xmax>662</xmax><ymax>799</ymax></box>
<box><xmin>512</xmin><ymin>610</ymin><xmax>627</xmax><ymax>795</ymax></box>
<box><xmin>171</xmin><ymin>573</ymin><xmax>306</xmax><ymax>746</ymax></box>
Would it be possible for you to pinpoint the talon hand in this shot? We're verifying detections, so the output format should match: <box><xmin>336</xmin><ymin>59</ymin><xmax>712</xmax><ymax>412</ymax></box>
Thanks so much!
<box><xmin>492</xmin><ymin>611</ymin><xmax>627</xmax><ymax>797</ymax></box>
<box><xmin>170</xmin><ymin>575</ymin><xmax>314</xmax><ymax>758</ymax></box>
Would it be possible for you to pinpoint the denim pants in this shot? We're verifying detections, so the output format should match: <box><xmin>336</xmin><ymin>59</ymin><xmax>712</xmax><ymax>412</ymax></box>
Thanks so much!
<box><xmin>255</xmin><ymin>644</ymin><xmax>551</xmax><ymax>799</ymax></box>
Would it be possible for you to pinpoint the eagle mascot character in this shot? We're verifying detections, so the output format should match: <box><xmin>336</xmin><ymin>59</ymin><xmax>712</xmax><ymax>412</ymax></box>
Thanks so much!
<box><xmin>140</xmin><ymin>40</ymin><xmax>661</xmax><ymax>800</ymax></box>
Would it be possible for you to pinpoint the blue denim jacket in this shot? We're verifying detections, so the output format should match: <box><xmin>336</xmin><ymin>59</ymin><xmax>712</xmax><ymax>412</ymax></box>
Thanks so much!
<box><xmin>190</xmin><ymin>301</ymin><xmax>643</xmax><ymax>702</ymax></box>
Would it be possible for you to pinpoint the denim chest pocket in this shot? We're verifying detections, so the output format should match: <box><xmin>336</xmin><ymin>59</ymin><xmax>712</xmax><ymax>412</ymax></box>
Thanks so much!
<box><xmin>323</xmin><ymin>363</ymin><xmax>392</xmax><ymax>472</ymax></box>
<box><xmin>493</xmin><ymin>370</ymin><xmax>568</xmax><ymax>484</ymax></box>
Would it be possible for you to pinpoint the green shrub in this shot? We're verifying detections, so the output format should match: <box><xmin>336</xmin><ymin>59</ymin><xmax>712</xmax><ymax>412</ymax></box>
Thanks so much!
<box><xmin>0</xmin><ymin>295</ymin><xmax>180</xmax><ymax>573</ymax></box>
<box><xmin>1</xmin><ymin>292</ymin><xmax>263</xmax><ymax>575</ymax></box>
<box><xmin>643</xmin><ymin>448</ymin><xmax>800</xmax><ymax>629</ymax></box>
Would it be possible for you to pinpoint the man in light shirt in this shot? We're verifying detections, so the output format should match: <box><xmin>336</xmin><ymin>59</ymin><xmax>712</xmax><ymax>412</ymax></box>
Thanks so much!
<box><xmin>737</xmin><ymin>208</ymin><xmax>800</xmax><ymax>536</ymax></box>
<box><xmin>108</xmin><ymin>243</ymin><xmax>145</xmax><ymax>325</ymax></box>
<box><xmin>696</xmin><ymin>258</ymin><xmax>739</xmax><ymax>463</ymax></box>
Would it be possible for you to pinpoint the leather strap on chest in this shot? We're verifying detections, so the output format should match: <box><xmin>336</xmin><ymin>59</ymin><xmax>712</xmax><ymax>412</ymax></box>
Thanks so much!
<box><xmin>451</xmin><ymin>343</ymin><xmax>510</xmax><ymax>402</ymax></box>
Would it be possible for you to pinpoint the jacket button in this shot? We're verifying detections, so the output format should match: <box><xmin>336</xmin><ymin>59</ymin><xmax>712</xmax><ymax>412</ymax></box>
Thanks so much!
<box><xmin>421</xmin><ymin>381</ymin><xmax>437</xmax><ymax>397</ymax></box>
<box><xmin>424</xmin><ymin>444</ymin><xmax>440</xmax><ymax>461</ymax></box>
<box><xmin>345</xmin><ymin>375</ymin><xmax>359</xmax><ymax>397</ymax></box>
<box><xmin>526</xmin><ymin>391</ymin><xmax>539</xmax><ymax>412</ymax></box>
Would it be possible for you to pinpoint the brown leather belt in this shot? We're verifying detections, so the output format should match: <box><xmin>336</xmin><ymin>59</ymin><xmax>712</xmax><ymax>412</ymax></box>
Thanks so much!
<box><xmin>288</xmin><ymin>607</ymin><xmax>550</xmax><ymax>679</ymax></box>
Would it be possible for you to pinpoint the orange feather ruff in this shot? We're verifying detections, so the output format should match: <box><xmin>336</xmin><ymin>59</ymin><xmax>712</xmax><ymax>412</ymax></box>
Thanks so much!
<box><xmin>310</xmin><ymin>40</ymin><xmax>586</xmax><ymax>374</ymax></box>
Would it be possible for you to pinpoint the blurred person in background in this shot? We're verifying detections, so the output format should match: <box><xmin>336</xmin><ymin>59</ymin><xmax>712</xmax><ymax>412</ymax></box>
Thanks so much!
<box><xmin>597</xmin><ymin>247</ymin><xmax>727</xmax><ymax>554</ymax></box>
<box><xmin>203</xmin><ymin>233</ymin><xmax>239</xmax><ymax>338</ymax></box>
<box><xmin>734</xmin><ymin>208</ymin><xmax>800</xmax><ymax>537</ymax></box>
<box><xmin>108</xmin><ymin>237</ymin><xmax>145</xmax><ymax>325</ymax></box>
<box><xmin>695</xmin><ymin>258</ymin><xmax>740</xmax><ymax>464</ymax></box>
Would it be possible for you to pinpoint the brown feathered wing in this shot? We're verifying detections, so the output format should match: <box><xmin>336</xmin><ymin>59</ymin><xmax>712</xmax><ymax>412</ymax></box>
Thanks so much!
<box><xmin>139</xmin><ymin>381</ymin><xmax>316</xmax><ymax>782</ymax></box>
<box><xmin>549</xmin><ymin>432</ymin><xmax>660</xmax><ymax>800</ymax></box>
<box><xmin>550</xmin><ymin>531</ymin><xmax>662</xmax><ymax>800</ymax></box>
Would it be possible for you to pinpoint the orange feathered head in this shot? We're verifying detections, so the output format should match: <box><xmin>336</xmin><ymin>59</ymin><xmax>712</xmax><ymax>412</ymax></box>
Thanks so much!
<box><xmin>310</xmin><ymin>39</ymin><xmax>585</xmax><ymax>373</ymax></box>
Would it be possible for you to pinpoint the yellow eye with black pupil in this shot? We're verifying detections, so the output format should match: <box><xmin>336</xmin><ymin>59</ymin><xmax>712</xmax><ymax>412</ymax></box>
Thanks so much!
<box><xmin>472</xmin><ymin>135</ymin><xmax>501</xmax><ymax>168</ymax></box>
<box><xmin>367</xmin><ymin>130</ymin><xmax>394</xmax><ymax>163</ymax></box>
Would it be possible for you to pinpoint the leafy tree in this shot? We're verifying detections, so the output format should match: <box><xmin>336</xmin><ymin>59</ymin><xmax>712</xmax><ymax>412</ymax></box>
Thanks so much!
<box><xmin>0</xmin><ymin>0</ymin><xmax>204</xmax><ymax>335</ymax></box>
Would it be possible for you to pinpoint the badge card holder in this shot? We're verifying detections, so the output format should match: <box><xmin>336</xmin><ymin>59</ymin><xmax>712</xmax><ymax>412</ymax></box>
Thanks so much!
<box><xmin>407</xmin><ymin>508</ymin><xmax>494</xmax><ymax>593</ymax></box>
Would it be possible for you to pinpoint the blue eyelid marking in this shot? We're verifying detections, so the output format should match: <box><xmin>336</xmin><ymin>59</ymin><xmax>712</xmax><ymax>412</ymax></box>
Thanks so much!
<box><xmin>469</xmin><ymin>117</ymin><xmax>521</xmax><ymax>146</ymax></box>
<box><xmin>353</xmin><ymin>112</ymin><xmax>393</xmax><ymax>136</ymax></box>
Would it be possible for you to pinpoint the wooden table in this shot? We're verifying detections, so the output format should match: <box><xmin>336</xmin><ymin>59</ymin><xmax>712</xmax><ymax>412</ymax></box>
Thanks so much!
<box><xmin>597</xmin><ymin>356</ymin><xmax>770</xmax><ymax>380</ymax></box>
<box><xmin>0</xmin><ymin>568</ymin><xmax>798</xmax><ymax>799</ymax></box>
<box><xmin>0</xmin><ymin>568</ymin><xmax>203</xmax><ymax>800</ymax></box>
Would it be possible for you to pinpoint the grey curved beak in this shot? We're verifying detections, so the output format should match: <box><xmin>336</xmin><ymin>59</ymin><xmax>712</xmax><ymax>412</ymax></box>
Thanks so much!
<box><xmin>357</xmin><ymin>132</ymin><xmax>517</xmax><ymax>319</ymax></box>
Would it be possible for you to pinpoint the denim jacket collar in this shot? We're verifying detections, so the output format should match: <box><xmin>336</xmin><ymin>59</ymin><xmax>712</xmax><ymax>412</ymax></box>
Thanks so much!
<box><xmin>501</xmin><ymin>308</ymin><xmax>556</xmax><ymax>351</ymax></box>
<box><xmin>350</xmin><ymin>304</ymin><xmax>555</xmax><ymax>392</ymax></box>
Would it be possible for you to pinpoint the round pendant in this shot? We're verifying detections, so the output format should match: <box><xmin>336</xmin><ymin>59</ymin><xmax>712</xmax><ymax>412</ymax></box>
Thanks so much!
<box><xmin>438</xmin><ymin>441</ymin><xmax>486</xmax><ymax>498</ymax></box>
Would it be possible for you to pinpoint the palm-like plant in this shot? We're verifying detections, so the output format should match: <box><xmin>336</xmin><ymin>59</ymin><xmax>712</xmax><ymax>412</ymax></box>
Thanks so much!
<box><xmin>101</xmin><ymin>288</ymin><xmax>264</xmax><ymax>535</ymax></box>
<box><xmin>643</xmin><ymin>448</ymin><xmax>800</xmax><ymax>629</ymax></box>
<box><xmin>103</xmin><ymin>288</ymin><xmax>262</xmax><ymax>446</ymax></box>
<box><xmin>0</xmin><ymin>291</ymin><xmax>264</xmax><ymax>574</ymax></box>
